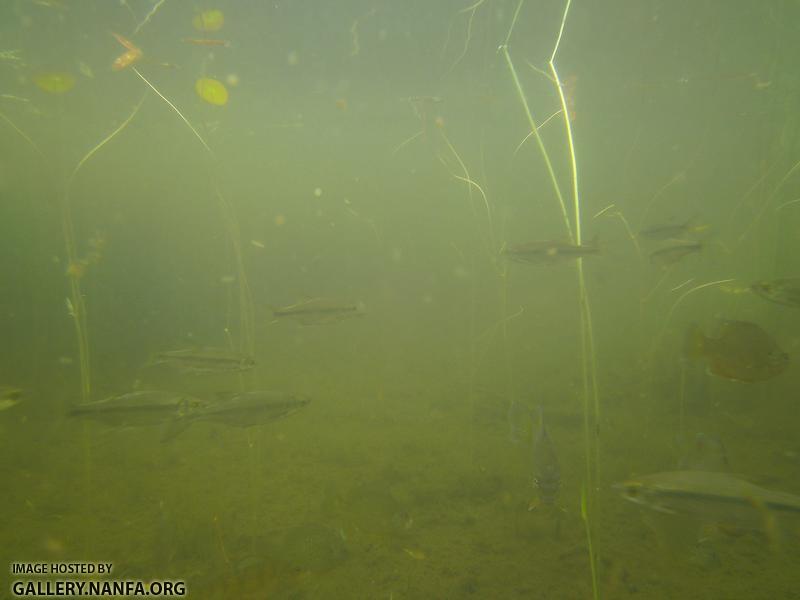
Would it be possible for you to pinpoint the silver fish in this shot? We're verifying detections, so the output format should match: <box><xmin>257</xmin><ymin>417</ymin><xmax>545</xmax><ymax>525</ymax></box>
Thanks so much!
<box><xmin>161</xmin><ymin>391</ymin><xmax>310</xmax><ymax>441</ymax></box>
<box><xmin>616</xmin><ymin>470</ymin><xmax>800</xmax><ymax>529</ymax></box>
<box><xmin>530</xmin><ymin>407</ymin><xmax>561</xmax><ymax>510</ymax></box>
<box><xmin>639</xmin><ymin>219</ymin><xmax>708</xmax><ymax>240</ymax></box>
<box><xmin>151</xmin><ymin>347</ymin><xmax>255</xmax><ymax>373</ymax></box>
<box><xmin>503</xmin><ymin>236</ymin><xmax>600</xmax><ymax>265</ymax></box>
<box><xmin>649</xmin><ymin>241</ymin><xmax>703</xmax><ymax>267</ymax></box>
<box><xmin>68</xmin><ymin>390</ymin><xmax>205</xmax><ymax>427</ymax></box>
<box><xmin>750</xmin><ymin>278</ymin><xmax>800</xmax><ymax>308</ymax></box>
<box><xmin>270</xmin><ymin>298</ymin><xmax>366</xmax><ymax>325</ymax></box>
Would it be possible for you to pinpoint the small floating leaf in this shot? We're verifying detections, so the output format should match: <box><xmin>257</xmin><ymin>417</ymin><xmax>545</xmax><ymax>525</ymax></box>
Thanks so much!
<box><xmin>192</xmin><ymin>9</ymin><xmax>224</xmax><ymax>32</ymax></box>
<box><xmin>195</xmin><ymin>77</ymin><xmax>228</xmax><ymax>106</ymax></box>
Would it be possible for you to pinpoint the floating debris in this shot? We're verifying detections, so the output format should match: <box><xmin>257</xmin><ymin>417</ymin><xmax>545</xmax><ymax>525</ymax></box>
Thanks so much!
<box><xmin>270</xmin><ymin>298</ymin><xmax>366</xmax><ymax>325</ymax></box>
<box><xmin>111</xmin><ymin>33</ymin><xmax>143</xmax><ymax>72</ymax></box>
<box><xmin>685</xmin><ymin>320</ymin><xmax>788</xmax><ymax>382</ymax></box>
<box><xmin>503</xmin><ymin>237</ymin><xmax>600</xmax><ymax>265</ymax></box>
<box><xmin>182</xmin><ymin>38</ymin><xmax>231</xmax><ymax>48</ymax></box>
<box><xmin>750</xmin><ymin>278</ymin><xmax>800</xmax><ymax>308</ymax></box>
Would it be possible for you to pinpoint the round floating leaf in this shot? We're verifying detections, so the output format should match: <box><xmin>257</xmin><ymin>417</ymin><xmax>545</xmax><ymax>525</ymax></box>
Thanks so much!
<box><xmin>192</xmin><ymin>9</ymin><xmax>224</xmax><ymax>32</ymax></box>
<box><xmin>195</xmin><ymin>77</ymin><xmax>228</xmax><ymax>106</ymax></box>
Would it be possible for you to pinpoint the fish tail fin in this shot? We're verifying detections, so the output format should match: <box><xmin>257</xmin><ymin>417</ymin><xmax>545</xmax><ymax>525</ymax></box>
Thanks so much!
<box><xmin>684</xmin><ymin>323</ymin><xmax>706</xmax><ymax>359</ymax></box>
<box><xmin>160</xmin><ymin>416</ymin><xmax>191</xmax><ymax>443</ymax></box>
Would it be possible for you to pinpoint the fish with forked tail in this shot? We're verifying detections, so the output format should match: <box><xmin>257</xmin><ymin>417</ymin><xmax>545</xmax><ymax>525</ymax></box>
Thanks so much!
<box><xmin>503</xmin><ymin>236</ymin><xmax>600</xmax><ymax>265</ymax></box>
<box><xmin>161</xmin><ymin>391</ymin><xmax>310</xmax><ymax>441</ymax></box>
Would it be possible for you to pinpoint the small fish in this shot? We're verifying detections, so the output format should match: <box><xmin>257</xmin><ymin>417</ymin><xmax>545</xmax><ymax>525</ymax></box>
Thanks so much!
<box><xmin>639</xmin><ymin>219</ymin><xmax>708</xmax><ymax>240</ymax></box>
<box><xmin>0</xmin><ymin>387</ymin><xmax>22</xmax><ymax>412</ymax></box>
<box><xmin>181</xmin><ymin>38</ymin><xmax>231</xmax><ymax>48</ymax></box>
<box><xmin>684</xmin><ymin>320</ymin><xmax>788</xmax><ymax>382</ymax></box>
<box><xmin>616</xmin><ymin>470</ymin><xmax>800</xmax><ymax>529</ymax></box>
<box><xmin>649</xmin><ymin>241</ymin><xmax>702</xmax><ymax>267</ymax></box>
<box><xmin>68</xmin><ymin>390</ymin><xmax>204</xmax><ymax>427</ymax></box>
<box><xmin>530</xmin><ymin>407</ymin><xmax>561</xmax><ymax>510</ymax></box>
<box><xmin>150</xmin><ymin>347</ymin><xmax>256</xmax><ymax>374</ymax></box>
<box><xmin>750</xmin><ymin>278</ymin><xmax>800</xmax><ymax>308</ymax></box>
<box><xmin>270</xmin><ymin>298</ymin><xmax>366</xmax><ymax>325</ymax></box>
<box><xmin>503</xmin><ymin>236</ymin><xmax>600</xmax><ymax>265</ymax></box>
<box><xmin>161</xmin><ymin>391</ymin><xmax>310</xmax><ymax>441</ymax></box>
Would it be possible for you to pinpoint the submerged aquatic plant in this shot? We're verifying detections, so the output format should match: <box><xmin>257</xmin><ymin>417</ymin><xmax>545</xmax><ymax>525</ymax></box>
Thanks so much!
<box><xmin>502</xmin><ymin>1</ymin><xmax>600</xmax><ymax>597</ymax></box>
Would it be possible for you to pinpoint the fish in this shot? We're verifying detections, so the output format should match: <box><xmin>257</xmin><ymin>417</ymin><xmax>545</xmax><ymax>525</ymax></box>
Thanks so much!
<box><xmin>530</xmin><ymin>407</ymin><xmax>561</xmax><ymax>510</ymax></box>
<box><xmin>270</xmin><ymin>298</ymin><xmax>366</xmax><ymax>325</ymax></box>
<box><xmin>503</xmin><ymin>236</ymin><xmax>600</xmax><ymax>265</ymax></box>
<box><xmin>684</xmin><ymin>320</ymin><xmax>788</xmax><ymax>382</ymax></box>
<box><xmin>150</xmin><ymin>347</ymin><xmax>256</xmax><ymax>374</ymax></box>
<box><xmin>639</xmin><ymin>218</ymin><xmax>708</xmax><ymax>240</ymax></box>
<box><xmin>0</xmin><ymin>387</ymin><xmax>22</xmax><ymax>412</ymax></box>
<box><xmin>181</xmin><ymin>38</ymin><xmax>231</xmax><ymax>48</ymax></box>
<box><xmin>161</xmin><ymin>391</ymin><xmax>310</xmax><ymax>441</ymax></box>
<box><xmin>68</xmin><ymin>390</ymin><xmax>205</xmax><ymax>427</ymax></box>
<box><xmin>616</xmin><ymin>471</ymin><xmax>800</xmax><ymax>528</ymax></box>
<box><xmin>648</xmin><ymin>241</ymin><xmax>702</xmax><ymax>267</ymax></box>
<box><xmin>750</xmin><ymin>278</ymin><xmax>800</xmax><ymax>308</ymax></box>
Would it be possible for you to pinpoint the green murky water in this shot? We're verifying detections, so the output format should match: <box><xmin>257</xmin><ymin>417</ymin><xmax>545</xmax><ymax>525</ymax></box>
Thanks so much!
<box><xmin>2</xmin><ymin>1</ymin><xmax>800</xmax><ymax>598</ymax></box>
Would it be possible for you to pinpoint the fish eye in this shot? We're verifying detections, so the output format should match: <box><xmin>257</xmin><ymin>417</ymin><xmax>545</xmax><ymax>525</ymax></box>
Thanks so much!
<box><xmin>625</xmin><ymin>485</ymin><xmax>639</xmax><ymax>498</ymax></box>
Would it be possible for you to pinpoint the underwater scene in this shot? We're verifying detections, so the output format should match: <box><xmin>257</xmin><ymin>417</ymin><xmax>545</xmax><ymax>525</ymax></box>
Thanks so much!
<box><xmin>2</xmin><ymin>0</ymin><xmax>800</xmax><ymax>598</ymax></box>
